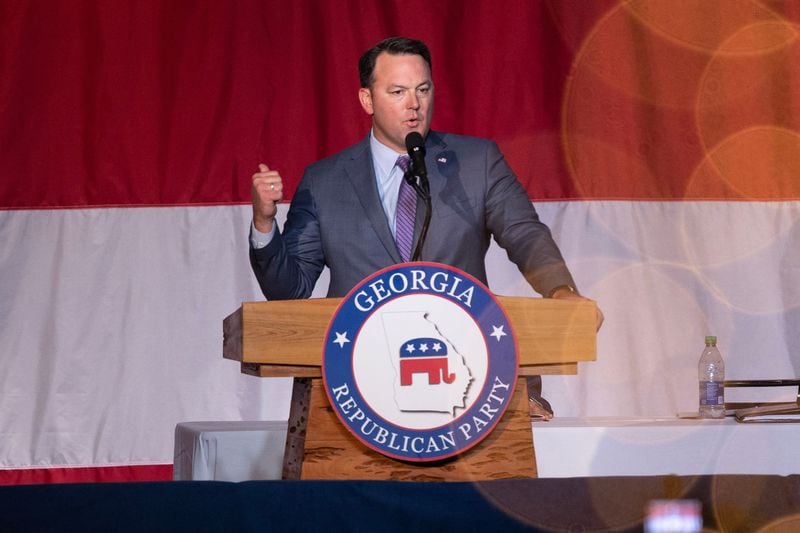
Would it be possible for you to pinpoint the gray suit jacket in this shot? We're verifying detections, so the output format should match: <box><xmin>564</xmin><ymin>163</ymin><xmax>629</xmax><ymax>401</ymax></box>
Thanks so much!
<box><xmin>250</xmin><ymin>131</ymin><xmax>575</xmax><ymax>299</ymax></box>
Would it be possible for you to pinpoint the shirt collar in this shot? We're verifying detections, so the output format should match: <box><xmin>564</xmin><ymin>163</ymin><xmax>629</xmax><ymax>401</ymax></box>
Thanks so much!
<box><xmin>369</xmin><ymin>130</ymin><xmax>405</xmax><ymax>176</ymax></box>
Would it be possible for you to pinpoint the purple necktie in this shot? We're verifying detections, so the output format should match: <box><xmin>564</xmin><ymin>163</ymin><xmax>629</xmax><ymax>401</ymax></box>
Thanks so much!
<box><xmin>394</xmin><ymin>155</ymin><xmax>416</xmax><ymax>262</ymax></box>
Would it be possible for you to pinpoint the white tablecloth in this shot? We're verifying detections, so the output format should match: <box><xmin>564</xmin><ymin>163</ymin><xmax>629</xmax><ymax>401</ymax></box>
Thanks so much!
<box><xmin>533</xmin><ymin>417</ymin><xmax>799</xmax><ymax>478</ymax></box>
<box><xmin>173</xmin><ymin>421</ymin><xmax>287</xmax><ymax>481</ymax></box>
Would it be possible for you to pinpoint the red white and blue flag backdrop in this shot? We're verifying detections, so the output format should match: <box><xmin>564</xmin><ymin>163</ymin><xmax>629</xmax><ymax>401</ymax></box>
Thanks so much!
<box><xmin>2</xmin><ymin>0</ymin><xmax>799</xmax><ymax>484</ymax></box>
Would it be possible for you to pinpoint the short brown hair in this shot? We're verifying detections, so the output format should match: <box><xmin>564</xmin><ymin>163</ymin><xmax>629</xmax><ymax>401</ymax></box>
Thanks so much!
<box><xmin>358</xmin><ymin>37</ymin><xmax>432</xmax><ymax>88</ymax></box>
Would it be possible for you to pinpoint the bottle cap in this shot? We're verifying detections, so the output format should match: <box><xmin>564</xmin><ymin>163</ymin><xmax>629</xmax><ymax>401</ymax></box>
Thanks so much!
<box><xmin>705</xmin><ymin>335</ymin><xmax>717</xmax><ymax>345</ymax></box>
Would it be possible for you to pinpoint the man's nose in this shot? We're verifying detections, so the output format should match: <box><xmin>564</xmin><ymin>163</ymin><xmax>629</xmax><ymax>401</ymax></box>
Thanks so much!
<box><xmin>406</xmin><ymin>92</ymin><xmax>420</xmax><ymax>109</ymax></box>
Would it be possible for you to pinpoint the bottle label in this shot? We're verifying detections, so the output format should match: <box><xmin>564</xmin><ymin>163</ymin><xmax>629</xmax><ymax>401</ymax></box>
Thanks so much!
<box><xmin>699</xmin><ymin>381</ymin><xmax>725</xmax><ymax>406</ymax></box>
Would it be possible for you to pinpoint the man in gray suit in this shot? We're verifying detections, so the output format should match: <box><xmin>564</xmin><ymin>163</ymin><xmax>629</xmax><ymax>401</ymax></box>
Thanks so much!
<box><xmin>249</xmin><ymin>37</ymin><xmax>602</xmax><ymax>418</ymax></box>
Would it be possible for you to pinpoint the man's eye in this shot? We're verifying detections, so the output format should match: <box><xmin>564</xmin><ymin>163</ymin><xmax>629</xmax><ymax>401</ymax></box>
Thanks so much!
<box><xmin>418</xmin><ymin>87</ymin><xmax>430</xmax><ymax>94</ymax></box>
<box><xmin>390</xmin><ymin>90</ymin><xmax>403</xmax><ymax>96</ymax></box>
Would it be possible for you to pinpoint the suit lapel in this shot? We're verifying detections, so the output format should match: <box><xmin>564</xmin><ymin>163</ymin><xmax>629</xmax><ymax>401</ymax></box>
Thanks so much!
<box><xmin>343</xmin><ymin>138</ymin><xmax>402</xmax><ymax>262</ymax></box>
<box><xmin>414</xmin><ymin>131</ymin><xmax>448</xmax><ymax>242</ymax></box>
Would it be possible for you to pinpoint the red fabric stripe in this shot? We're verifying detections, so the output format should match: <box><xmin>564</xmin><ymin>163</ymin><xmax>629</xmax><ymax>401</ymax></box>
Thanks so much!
<box><xmin>4</xmin><ymin>2</ymin><xmax>800</xmax><ymax>209</ymax></box>
<box><xmin>0</xmin><ymin>465</ymin><xmax>173</xmax><ymax>486</ymax></box>
<box><xmin>0</xmin><ymin>0</ymin><xmax>579</xmax><ymax>208</ymax></box>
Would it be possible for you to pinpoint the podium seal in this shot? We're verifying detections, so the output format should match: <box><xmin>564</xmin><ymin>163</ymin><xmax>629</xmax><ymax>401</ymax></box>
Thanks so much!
<box><xmin>322</xmin><ymin>262</ymin><xmax>518</xmax><ymax>462</ymax></box>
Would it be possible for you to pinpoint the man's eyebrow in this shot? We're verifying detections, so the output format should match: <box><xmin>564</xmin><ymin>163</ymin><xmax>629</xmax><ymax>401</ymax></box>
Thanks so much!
<box><xmin>385</xmin><ymin>81</ymin><xmax>431</xmax><ymax>91</ymax></box>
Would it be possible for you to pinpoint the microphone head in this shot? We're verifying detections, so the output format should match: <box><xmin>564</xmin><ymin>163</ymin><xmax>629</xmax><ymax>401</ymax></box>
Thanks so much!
<box><xmin>405</xmin><ymin>132</ymin><xmax>426</xmax><ymax>156</ymax></box>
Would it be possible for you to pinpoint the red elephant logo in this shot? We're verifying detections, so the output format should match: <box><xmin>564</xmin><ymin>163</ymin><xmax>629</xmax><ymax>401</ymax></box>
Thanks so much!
<box><xmin>399</xmin><ymin>337</ymin><xmax>456</xmax><ymax>386</ymax></box>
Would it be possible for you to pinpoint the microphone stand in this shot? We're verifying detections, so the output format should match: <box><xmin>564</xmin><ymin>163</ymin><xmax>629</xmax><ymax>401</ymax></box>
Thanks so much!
<box><xmin>404</xmin><ymin>171</ymin><xmax>431</xmax><ymax>262</ymax></box>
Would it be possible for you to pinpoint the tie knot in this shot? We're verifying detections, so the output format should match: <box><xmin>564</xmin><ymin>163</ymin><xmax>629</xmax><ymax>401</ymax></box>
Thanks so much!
<box><xmin>396</xmin><ymin>155</ymin><xmax>411</xmax><ymax>173</ymax></box>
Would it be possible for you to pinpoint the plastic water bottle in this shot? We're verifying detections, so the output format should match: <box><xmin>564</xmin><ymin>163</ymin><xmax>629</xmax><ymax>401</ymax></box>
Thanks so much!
<box><xmin>698</xmin><ymin>335</ymin><xmax>725</xmax><ymax>418</ymax></box>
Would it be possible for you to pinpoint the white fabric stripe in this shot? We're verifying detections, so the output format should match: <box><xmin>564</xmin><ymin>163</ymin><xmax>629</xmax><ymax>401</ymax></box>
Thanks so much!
<box><xmin>0</xmin><ymin>206</ymin><xmax>293</xmax><ymax>468</ymax></box>
<box><xmin>514</xmin><ymin>200</ymin><xmax>800</xmax><ymax>417</ymax></box>
<box><xmin>1</xmin><ymin>201</ymin><xmax>798</xmax><ymax>469</ymax></box>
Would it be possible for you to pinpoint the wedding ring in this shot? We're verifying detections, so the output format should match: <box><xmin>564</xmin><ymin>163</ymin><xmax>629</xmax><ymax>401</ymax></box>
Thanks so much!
<box><xmin>270</xmin><ymin>183</ymin><xmax>275</xmax><ymax>190</ymax></box>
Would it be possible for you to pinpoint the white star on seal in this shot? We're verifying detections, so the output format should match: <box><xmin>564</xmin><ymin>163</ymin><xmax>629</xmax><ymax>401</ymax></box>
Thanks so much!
<box><xmin>333</xmin><ymin>332</ymin><xmax>350</xmax><ymax>348</ymax></box>
<box><xmin>490</xmin><ymin>325</ymin><xmax>507</xmax><ymax>341</ymax></box>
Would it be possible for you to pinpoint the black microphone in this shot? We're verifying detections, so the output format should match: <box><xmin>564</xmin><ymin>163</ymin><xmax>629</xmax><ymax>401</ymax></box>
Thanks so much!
<box><xmin>405</xmin><ymin>132</ymin><xmax>428</xmax><ymax>183</ymax></box>
<box><xmin>404</xmin><ymin>132</ymin><xmax>432</xmax><ymax>262</ymax></box>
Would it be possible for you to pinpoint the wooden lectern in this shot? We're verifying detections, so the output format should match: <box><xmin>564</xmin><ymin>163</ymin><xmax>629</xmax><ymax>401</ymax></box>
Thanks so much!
<box><xmin>223</xmin><ymin>296</ymin><xmax>596</xmax><ymax>481</ymax></box>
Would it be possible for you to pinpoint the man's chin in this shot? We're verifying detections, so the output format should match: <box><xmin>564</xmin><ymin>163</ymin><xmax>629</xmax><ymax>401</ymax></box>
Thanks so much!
<box><xmin>403</xmin><ymin>124</ymin><xmax>428</xmax><ymax>138</ymax></box>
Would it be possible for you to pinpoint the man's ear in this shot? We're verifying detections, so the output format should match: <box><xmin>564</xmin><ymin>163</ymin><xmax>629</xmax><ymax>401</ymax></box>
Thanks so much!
<box><xmin>358</xmin><ymin>88</ymin><xmax>374</xmax><ymax>115</ymax></box>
